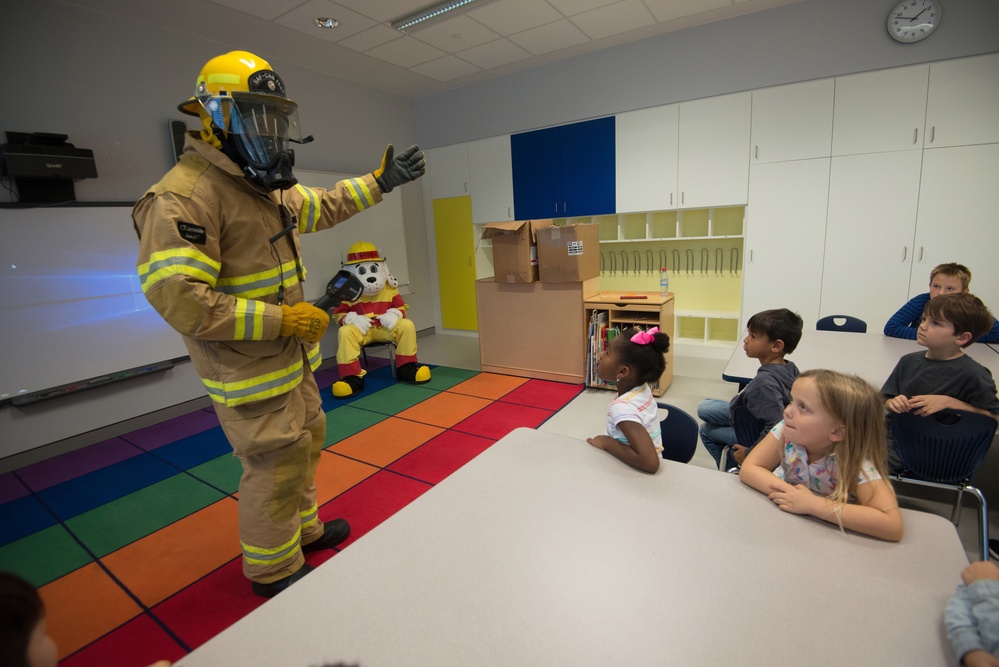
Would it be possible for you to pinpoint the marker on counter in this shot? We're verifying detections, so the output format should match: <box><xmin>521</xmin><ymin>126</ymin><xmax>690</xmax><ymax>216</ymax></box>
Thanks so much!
<box><xmin>619</xmin><ymin>295</ymin><xmax>648</xmax><ymax>299</ymax></box>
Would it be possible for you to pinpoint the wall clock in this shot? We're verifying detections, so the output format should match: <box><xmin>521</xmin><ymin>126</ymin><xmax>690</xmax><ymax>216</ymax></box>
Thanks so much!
<box><xmin>887</xmin><ymin>0</ymin><xmax>941</xmax><ymax>43</ymax></box>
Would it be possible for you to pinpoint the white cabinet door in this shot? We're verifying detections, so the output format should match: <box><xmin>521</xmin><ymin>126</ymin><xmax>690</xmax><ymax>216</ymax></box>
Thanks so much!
<box><xmin>832</xmin><ymin>65</ymin><xmax>929</xmax><ymax>156</ymax></box>
<box><xmin>615</xmin><ymin>104</ymin><xmax>679</xmax><ymax>213</ymax></box>
<box><xmin>678</xmin><ymin>92</ymin><xmax>751</xmax><ymax>209</ymax></box>
<box><xmin>742</xmin><ymin>159</ymin><xmax>830</xmax><ymax>331</ymax></box>
<box><xmin>468</xmin><ymin>136</ymin><xmax>514</xmax><ymax>224</ymax></box>
<box><xmin>751</xmin><ymin>79</ymin><xmax>834</xmax><ymax>164</ymax></box>
<box><xmin>427</xmin><ymin>144</ymin><xmax>469</xmax><ymax>200</ymax></box>
<box><xmin>819</xmin><ymin>151</ymin><xmax>922</xmax><ymax>329</ymax></box>
<box><xmin>924</xmin><ymin>53</ymin><xmax>999</xmax><ymax>149</ymax></box>
<box><xmin>911</xmin><ymin>144</ymin><xmax>999</xmax><ymax>310</ymax></box>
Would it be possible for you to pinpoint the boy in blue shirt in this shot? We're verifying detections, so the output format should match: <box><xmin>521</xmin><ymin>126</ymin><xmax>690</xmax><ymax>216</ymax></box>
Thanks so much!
<box><xmin>882</xmin><ymin>292</ymin><xmax>999</xmax><ymax>473</ymax></box>
<box><xmin>697</xmin><ymin>308</ymin><xmax>802</xmax><ymax>470</ymax></box>
<box><xmin>884</xmin><ymin>262</ymin><xmax>999</xmax><ymax>343</ymax></box>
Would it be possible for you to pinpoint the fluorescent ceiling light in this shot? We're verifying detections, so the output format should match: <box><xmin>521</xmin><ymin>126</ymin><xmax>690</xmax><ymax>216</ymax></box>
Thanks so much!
<box><xmin>391</xmin><ymin>0</ymin><xmax>498</xmax><ymax>32</ymax></box>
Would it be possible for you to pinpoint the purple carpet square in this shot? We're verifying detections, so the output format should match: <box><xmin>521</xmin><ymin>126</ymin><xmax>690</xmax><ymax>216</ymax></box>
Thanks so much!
<box><xmin>16</xmin><ymin>438</ymin><xmax>144</xmax><ymax>492</ymax></box>
<box><xmin>0</xmin><ymin>472</ymin><xmax>30</xmax><ymax>505</ymax></box>
<box><xmin>123</xmin><ymin>408</ymin><xmax>220</xmax><ymax>450</ymax></box>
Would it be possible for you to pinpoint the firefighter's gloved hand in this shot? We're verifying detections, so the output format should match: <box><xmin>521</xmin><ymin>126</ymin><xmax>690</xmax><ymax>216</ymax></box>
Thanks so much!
<box><xmin>280</xmin><ymin>302</ymin><xmax>329</xmax><ymax>343</ymax></box>
<box><xmin>374</xmin><ymin>144</ymin><xmax>425</xmax><ymax>193</ymax></box>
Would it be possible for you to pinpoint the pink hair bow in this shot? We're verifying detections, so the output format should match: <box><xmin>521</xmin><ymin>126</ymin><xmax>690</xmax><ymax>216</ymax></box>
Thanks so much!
<box><xmin>630</xmin><ymin>327</ymin><xmax>659</xmax><ymax>345</ymax></box>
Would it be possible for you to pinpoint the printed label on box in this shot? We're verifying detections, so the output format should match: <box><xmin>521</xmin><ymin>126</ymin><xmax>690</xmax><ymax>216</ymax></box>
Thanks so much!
<box><xmin>567</xmin><ymin>241</ymin><xmax>584</xmax><ymax>256</ymax></box>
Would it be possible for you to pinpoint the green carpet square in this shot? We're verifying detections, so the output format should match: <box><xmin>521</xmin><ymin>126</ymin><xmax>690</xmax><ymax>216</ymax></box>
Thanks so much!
<box><xmin>348</xmin><ymin>384</ymin><xmax>439</xmax><ymax>416</ymax></box>
<box><xmin>187</xmin><ymin>454</ymin><xmax>243</xmax><ymax>495</ymax></box>
<box><xmin>324</xmin><ymin>406</ymin><xmax>388</xmax><ymax>447</ymax></box>
<box><xmin>422</xmin><ymin>366</ymin><xmax>479</xmax><ymax>391</ymax></box>
<box><xmin>66</xmin><ymin>474</ymin><xmax>225</xmax><ymax>558</ymax></box>
<box><xmin>0</xmin><ymin>524</ymin><xmax>92</xmax><ymax>587</ymax></box>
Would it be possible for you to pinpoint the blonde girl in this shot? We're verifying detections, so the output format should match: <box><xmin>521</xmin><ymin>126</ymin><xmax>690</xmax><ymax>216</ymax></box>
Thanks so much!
<box><xmin>587</xmin><ymin>327</ymin><xmax>669</xmax><ymax>473</ymax></box>
<box><xmin>739</xmin><ymin>369</ymin><xmax>904</xmax><ymax>541</ymax></box>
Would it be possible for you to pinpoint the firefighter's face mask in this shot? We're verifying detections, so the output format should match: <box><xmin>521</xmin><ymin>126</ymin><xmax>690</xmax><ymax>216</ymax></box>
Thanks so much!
<box><xmin>200</xmin><ymin>92</ymin><xmax>303</xmax><ymax>192</ymax></box>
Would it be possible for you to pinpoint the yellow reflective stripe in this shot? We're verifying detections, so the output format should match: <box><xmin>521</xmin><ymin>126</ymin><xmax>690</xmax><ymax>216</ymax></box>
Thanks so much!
<box><xmin>216</xmin><ymin>259</ymin><xmax>301</xmax><ymax>298</ymax></box>
<box><xmin>201</xmin><ymin>358</ymin><xmax>305</xmax><ymax>406</ymax></box>
<box><xmin>343</xmin><ymin>177</ymin><xmax>375</xmax><ymax>210</ymax></box>
<box><xmin>233</xmin><ymin>298</ymin><xmax>266</xmax><ymax>340</ymax></box>
<box><xmin>300</xmin><ymin>504</ymin><xmax>319</xmax><ymax>530</ymax></box>
<box><xmin>294</xmin><ymin>184</ymin><xmax>320</xmax><ymax>233</ymax></box>
<box><xmin>307</xmin><ymin>344</ymin><xmax>322</xmax><ymax>371</ymax></box>
<box><xmin>207</xmin><ymin>73</ymin><xmax>241</xmax><ymax>85</ymax></box>
<box><xmin>241</xmin><ymin>528</ymin><xmax>301</xmax><ymax>566</ymax></box>
<box><xmin>138</xmin><ymin>248</ymin><xmax>220</xmax><ymax>293</ymax></box>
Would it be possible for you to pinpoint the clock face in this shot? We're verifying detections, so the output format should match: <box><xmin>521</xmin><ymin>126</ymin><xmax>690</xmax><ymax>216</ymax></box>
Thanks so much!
<box><xmin>888</xmin><ymin>0</ymin><xmax>941</xmax><ymax>43</ymax></box>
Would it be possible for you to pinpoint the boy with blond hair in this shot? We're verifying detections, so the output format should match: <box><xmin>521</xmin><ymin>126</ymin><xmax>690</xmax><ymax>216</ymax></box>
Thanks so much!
<box><xmin>882</xmin><ymin>293</ymin><xmax>999</xmax><ymax>473</ymax></box>
<box><xmin>884</xmin><ymin>262</ymin><xmax>999</xmax><ymax>343</ymax></box>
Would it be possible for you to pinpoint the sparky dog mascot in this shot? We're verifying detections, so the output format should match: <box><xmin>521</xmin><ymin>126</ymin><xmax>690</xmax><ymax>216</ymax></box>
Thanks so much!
<box><xmin>332</xmin><ymin>241</ymin><xmax>431</xmax><ymax>398</ymax></box>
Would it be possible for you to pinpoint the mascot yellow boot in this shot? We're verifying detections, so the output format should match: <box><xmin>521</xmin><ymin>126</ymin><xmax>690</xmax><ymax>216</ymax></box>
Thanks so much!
<box><xmin>332</xmin><ymin>242</ymin><xmax>431</xmax><ymax>398</ymax></box>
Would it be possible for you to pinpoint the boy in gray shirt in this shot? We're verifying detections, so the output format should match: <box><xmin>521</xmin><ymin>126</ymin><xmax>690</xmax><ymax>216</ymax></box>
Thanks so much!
<box><xmin>882</xmin><ymin>293</ymin><xmax>999</xmax><ymax>473</ymax></box>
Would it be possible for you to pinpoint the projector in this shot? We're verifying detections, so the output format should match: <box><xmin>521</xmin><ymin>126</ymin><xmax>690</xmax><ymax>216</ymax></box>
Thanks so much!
<box><xmin>1</xmin><ymin>131</ymin><xmax>98</xmax><ymax>203</ymax></box>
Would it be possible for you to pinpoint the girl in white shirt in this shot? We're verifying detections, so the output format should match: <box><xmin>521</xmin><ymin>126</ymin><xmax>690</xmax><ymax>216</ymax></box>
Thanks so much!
<box><xmin>739</xmin><ymin>369</ymin><xmax>903</xmax><ymax>541</ymax></box>
<box><xmin>587</xmin><ymin>327</ymin><xmax>669</xmax><ymax>473</ymax></box>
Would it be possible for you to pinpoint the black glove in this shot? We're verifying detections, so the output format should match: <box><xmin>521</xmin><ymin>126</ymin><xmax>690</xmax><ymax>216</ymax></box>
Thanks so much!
<box><xmin>374</xmin><ymin>144</ymin><xmax>426</xmax><ymax>193</ymax></box>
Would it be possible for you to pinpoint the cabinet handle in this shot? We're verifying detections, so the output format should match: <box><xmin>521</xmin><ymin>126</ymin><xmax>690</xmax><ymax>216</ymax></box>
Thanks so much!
<box><xmin>749</xmin><ymin>249</ymin><xmax>754</xmax><ymax>263</ymax></box>
<box><xmin>930</xmin><ymin>126</ymin><xmax>936</xmax><ymax>143</ymax></box>
<box><xmin>464</xmin><ymin>182</ymin><xmax>468</xmax><ymax>193</ymax></box>
<box><xmin>902</xmin><ymin>246</ymin><xmax>907</xmax><ymax>261</ymax></box>
<box><xmin>681</xmin><ymin>192</ymin><xmax>685</xmax><ymax>205</ymax></box>
<box><xmin>755</xmin><ymin>145</ymin><xmax>759</xmax><ymax>160</ymax></box>
<box><xmin>563</xmin><ymin>202</ymin><xmax>567</xmax><ymax>214</ymax></box>
<box><xmin>919</xmin><ymin>246</ymin><xmax>924</xmax><ymax>261</ymax></box>
<box><xmin>507</xmin><ymin>206</ymin><xmax>511</xmax><ymax>218</ymax></box>
<box><xmin>670</xmin><ymin>193</ymin><xmax>673</xmax><ymax>206</ymax></box>
<box><xmin>913</xmin><ymin>128</ymin><xmax>918</xmax><ymax>144</ymax></box>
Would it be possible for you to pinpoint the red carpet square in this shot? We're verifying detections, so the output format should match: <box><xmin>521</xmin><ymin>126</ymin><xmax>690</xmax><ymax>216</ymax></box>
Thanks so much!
<box><xmin>387</xmin><ymin>430</ymin><xmax>495</xmax><ymax>485</ymax></box>
<box><xmin>500</xmin><ymin>379</ymin><xmax>585</xmax><ymax>411</ymax></box>
<box><xmin>451</xmin><ymin>401</ymin><xmax>554</xmax><ymax>440</ymax></box>
<box><xmin>60</xmin><ymin>612</ymin><xmax>187</xmax><ymax>667</ymax></box>
<box><xmin>152</xmin><ymin>556</ymin><xmax>266</xmax><ymax>651</ymax></box>
<box><xmin>326</xmin><ymin>470</ymin><xmax>432</xmax><ymax>549</ymax></box>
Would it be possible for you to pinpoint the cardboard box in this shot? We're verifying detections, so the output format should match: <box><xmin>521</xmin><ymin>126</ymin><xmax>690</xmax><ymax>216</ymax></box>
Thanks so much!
<box><xmin>537</xmin><ymin>223</ymin><xmax>601</xmax><ymax>282</ymax></box>
<box><xmin>481</xmin><ymin>219</ymin><xmax>554</xmax><ymax>283</ymax></box>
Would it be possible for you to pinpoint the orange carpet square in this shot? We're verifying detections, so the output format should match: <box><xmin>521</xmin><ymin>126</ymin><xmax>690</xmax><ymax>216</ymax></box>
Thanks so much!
<box><xmin>314</xmin><ymin>451</ymin><xmax>380</xmax><ymax>506</ymax></box>
<box><xmin>395</xmin><ymin>391</ymin><xmax>492</xmax><ymax>428</ymax></box>
<box><xmin>327</xmin><ymin>417</ymin><xmax>443</xmax><ymax>467</ymax></box>
<box><xmin>447</xmin><ymin>372</ymin><xmax>528</xmax><ymax>400</ymax></box>
<box><xmin>39</xmin><ymin>562</ymin><xmax>143</xmax><ymax>660</ymax></box>
<box><xmin>100</xmin><ymin>498</ymin><xmax>240</xmax><ymax>607</ymax></box>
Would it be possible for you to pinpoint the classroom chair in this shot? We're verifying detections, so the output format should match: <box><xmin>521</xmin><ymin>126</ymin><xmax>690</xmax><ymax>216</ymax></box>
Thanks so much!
<box><xmin>816</xmin><ymin>315</ymin><xmax>867</xmax><ymax>333</ymax></box>
<box><xmin>890</xmin><ymin>409</ymin><xmax>998</xmax><ymax>561</ymax></box>
<box><xmin>361</xmin><ymin>341</ymin><xmax>397</xmax><ymax>378</ymax></box>
<box><xmin>657</xmin><ymin>402</ymin><xmax>698</xmax><ymax>464</ymax></box>
<box><xmin>720</xmin><ymin>405</ymin><xmax>766</xmax><ymax>473</ymax></box>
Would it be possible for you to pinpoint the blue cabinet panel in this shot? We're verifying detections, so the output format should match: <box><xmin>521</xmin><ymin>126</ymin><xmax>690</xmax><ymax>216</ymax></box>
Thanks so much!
<box><xmin>511</xmin><ymin>117</ymin><xmax>615</xmax><ymax>219</ymax></box>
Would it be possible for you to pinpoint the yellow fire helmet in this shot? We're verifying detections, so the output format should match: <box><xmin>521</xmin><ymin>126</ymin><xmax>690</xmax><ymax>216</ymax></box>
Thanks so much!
<box><xmin>344</xmin><ymin>241</ymin><xmax>385</xmax><ymax>265</ymax></box>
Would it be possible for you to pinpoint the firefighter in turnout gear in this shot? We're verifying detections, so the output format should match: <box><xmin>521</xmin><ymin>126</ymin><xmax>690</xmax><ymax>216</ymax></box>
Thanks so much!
<box><xmin>133</xmin><ymin>51</ymin><xmax>425</xmax><ymax>598</ymax></box>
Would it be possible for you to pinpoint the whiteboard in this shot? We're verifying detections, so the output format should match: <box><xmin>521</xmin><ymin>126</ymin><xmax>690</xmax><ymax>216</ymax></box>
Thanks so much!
<box><xmin>295</xmin><ymin>170</ymin><xmax>409</xmax><ymax>300</ymax></box>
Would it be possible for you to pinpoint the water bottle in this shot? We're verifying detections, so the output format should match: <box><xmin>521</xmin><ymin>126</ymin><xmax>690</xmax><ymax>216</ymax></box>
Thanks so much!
<box><xmin>659</xmin><ymin>268</ymin><xmax>670</xmax><ymax>297</ymax></box>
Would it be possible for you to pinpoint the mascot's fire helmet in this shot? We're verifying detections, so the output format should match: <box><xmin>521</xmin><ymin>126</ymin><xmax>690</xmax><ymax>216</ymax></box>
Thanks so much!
<box><xmin>179</xmin><ymin>51</ymin><xmax>305</xmax><ymax>192</ymax></box>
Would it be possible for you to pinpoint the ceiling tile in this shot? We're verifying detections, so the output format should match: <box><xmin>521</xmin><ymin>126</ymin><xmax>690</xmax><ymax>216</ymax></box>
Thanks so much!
<box><xmin>570</xmin><ymin>0</ymin><xmax>656</xmax><ymax>40</ymax></box>
<box><xmin>409</xmin><ymin>15</ymin><xmax>501</xmax><ymax>54</ymax></box>
<box><xmin>208</xmin><ymin>0</ymin><xmax>307</xmax><ymax>21</ymax></box>
<box><xmin>547</xmin><ymin>0</ymin><xmax>621</xmax><ymax>17</ymax></box>
<box><xmin>411</xmin><ymin>55</ymin><xmax>483</xmax><ymax>82</ymax></box>
<box><xmin>337</xmin><ymin>24</ymin><xmax>402</xmax><ymax>52</ymax></box>
<box><xmin>332</xmin><ymin>0</ymin><xmax>431</xmax><ymax>23</ymax></box>
<box><xmin>272</xmin><ymin>0</ymin><xmax>378</xmax><ymax>42</ymax></box>
<box><xmin>640</xmin><ymin>0</ymin><xmax>730</xmax><ymax>23</ymax></box>
<box><xmin>366</xmin><ymin>35</ymin><xmax>448</xmax><ymax>68</ymax></box>
<box><xmin>507</xmin><ymin>18</ymin><xmax>590</xmax><ymax>56</ymax></box>
<box><xmin>466</xmin><ymin>0</ymin><xmax>563</xmax><ymax>36</ymax></box>
<box><xmin>456</xmin><ymin>38</ymin><xmax>533</xmax><ymax>69</ymax></box>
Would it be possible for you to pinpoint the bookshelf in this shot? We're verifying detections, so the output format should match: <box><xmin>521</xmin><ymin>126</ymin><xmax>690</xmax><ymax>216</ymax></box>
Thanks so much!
<box><xmin>583</xmin><ymin>292</ymin><xmax>675</xmax><ymax>397</ymax></box>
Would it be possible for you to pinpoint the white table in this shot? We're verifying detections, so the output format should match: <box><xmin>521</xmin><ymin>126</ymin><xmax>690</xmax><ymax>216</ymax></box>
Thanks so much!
<box><xmin>178</xmin><ymin>427</ymin><xmax>968</xmax><ymax>667</ymax></box>
<box><xmin>723</xmin><ymin>330</ymin><xmax>999</xmax><ymax>386</ymax></box>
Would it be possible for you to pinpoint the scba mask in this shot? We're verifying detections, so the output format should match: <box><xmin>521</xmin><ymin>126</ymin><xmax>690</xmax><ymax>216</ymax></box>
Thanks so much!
<box><xmin>200</xmin><ymin>91</ymin><xmax>303</xmax><ymax>191</ymax></box>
